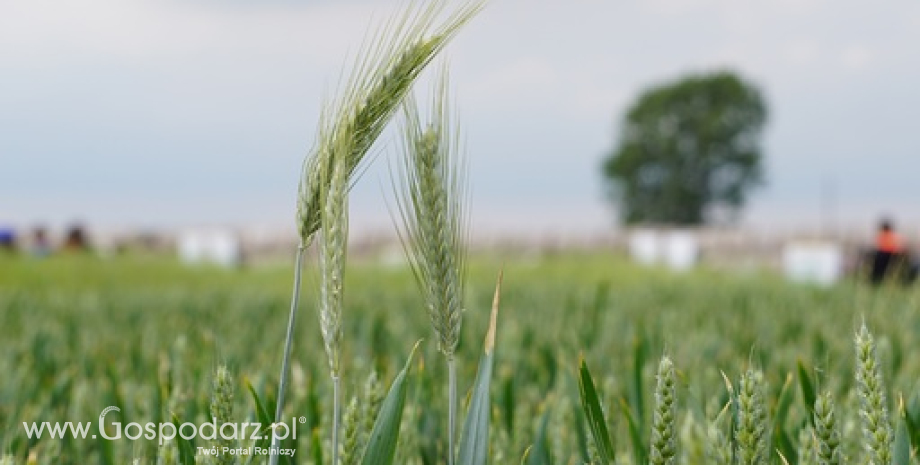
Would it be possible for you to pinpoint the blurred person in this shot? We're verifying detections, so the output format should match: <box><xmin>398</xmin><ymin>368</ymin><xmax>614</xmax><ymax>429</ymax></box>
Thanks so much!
<box><xmin>63</xmin><ymin>223</ymin><xmax>90</xmax><ymax>252</ymax></box>
<box><xmin>0</xmin><ymin>227</ymin><xmax>16</xmax><ymax>253</ymax></box>
<box><xmin>30</xmin><ymin>226</ymin><xmax>52</xmax><ymax>257</ymax></box>
<box><xmin>869</xmin><ymin>218</ymin><xmax>915</xmax><ymax>285</ymax></box>
<box><xmin>875</xmin><ymin>219</ymin><xmax>903</xmax><ymax>254</ymax></box>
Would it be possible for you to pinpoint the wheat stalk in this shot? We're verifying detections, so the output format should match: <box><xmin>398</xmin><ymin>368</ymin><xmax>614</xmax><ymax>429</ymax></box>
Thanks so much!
<box><xmin>268</xmin><ymin>244</ymin><xmax>306</xmax><ymax>462</ymax></box>
<box><xmin>393</xmin><ymin>70</ymin><xmax>469</xmax><ymax>465</ymax></box>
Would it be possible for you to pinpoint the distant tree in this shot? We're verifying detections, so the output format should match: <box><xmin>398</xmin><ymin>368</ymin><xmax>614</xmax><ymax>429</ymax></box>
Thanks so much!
<box><xmin>602</xmin><ymin>71</ymin><xmax>767</xmax><ymax>225</ymax></box>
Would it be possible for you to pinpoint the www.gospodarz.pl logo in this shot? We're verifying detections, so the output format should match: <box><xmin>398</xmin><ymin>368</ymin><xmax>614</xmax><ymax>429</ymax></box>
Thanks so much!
<box><xmin>22</xmin><ymin>406</ymin><xmax>306</xmax><ymax>446</ymax></box>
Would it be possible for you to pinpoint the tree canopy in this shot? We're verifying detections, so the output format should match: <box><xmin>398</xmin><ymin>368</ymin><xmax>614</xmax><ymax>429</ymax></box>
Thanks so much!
<box><xmin>602</xmin><ymin>71</ymin><xmax>767</xmax><ymax>225</ymax></box>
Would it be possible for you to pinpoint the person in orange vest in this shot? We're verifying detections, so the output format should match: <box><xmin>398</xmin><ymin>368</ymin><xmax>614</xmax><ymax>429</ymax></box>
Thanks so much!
<box><xmin>876</xmin><ymin>219</ymin><xmax>904</xmax><ymax>254</ymax></box>
<box><xmin>870</xmin><ymin>218</ymin><xmax>917</xmax><ymax>285</ymax></box>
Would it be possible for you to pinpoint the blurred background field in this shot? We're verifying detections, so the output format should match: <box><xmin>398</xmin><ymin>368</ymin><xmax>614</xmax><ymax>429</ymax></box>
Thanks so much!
<box><xmin>2</xmin><ymin>252</ymin><xmax>918</xmax><ymax>463</ymax></box>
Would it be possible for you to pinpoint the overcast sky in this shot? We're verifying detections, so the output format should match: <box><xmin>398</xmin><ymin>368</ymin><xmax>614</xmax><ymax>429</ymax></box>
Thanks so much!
<box><xmin>2</xmin><ymin>0</ymin><xmax>919</xmax><ymax>238</ymax></box>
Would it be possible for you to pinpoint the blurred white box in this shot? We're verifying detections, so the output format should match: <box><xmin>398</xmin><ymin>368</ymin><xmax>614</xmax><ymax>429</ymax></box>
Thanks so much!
<box><xmin>629</xmin><ymin>229</ymin><xmax>699</xmax><ymax>271</ymax></box>
<box><xmin>782</xmin><ymin>241</ymin><xmax>842</xmax><ymax>286</ymax></box>
<box><xmin>628</xmin><ymin>229</ymin><xmax>660</xmax><ymax>266</ymax></box>
<box><xmin>664</xmin><ymin>230</ymin><xmax>699</xmax><ymax>272</ymax></box>
<box><xmin>178</xmin><ymin>229</ymin><xmax>242</xmax><ymax>267</ymax></box>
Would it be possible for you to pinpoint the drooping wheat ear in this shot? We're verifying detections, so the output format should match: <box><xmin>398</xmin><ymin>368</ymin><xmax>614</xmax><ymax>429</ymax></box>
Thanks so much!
<box><xmin>394</xmin><ymin>70</ymin><xmax>468</xmax><ymax>465</ymax></box>
<box><xmin>736</xmin><ymin>369</ymin><xmax>769</xmax><ymax>465</ymax></box>
<box><xmin>855</xmin><ymin>324</ymin><xmax>892</xmax><ymax>465</ymax></box>
<box><xmin>209</xmin><ymin>365</ymin><xmax>235</xmax><ymax>465</ymax></box>
<box><xmin>650</xmin><ymin>356</ymin><xmax>678</xmax><ymax>465</ymax></box>
<box><xmin>814</xmin><ymin>391</ymin><xmax>842</xmax><ymax>465</ymax></box>
<box><xmin>296</xmin><ymin>0</ymin><xmax>485</xmax><ymax>246</ymax></box>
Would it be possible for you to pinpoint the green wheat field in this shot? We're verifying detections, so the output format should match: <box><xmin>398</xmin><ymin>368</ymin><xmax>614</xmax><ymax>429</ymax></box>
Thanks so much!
<box><xmin>2</xmin><ymin>253</ymin><xmax>919</xmax><ymax>464</ymax></box>
<box><xmin>3</xmin><ymin>1</ymin><xmax>919</xmax><ymax>462</ymax></box>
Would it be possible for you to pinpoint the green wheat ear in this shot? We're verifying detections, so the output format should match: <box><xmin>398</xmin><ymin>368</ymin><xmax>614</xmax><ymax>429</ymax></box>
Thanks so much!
<box><xmin>707</xmin><ymin>403</ymin><xmax>733</xmax><ymax>465</ymax></box>
<box><xmin>650</xmin><ymin>356</ymin><xmax>677</xmax><ymax>465</ymax></box>
<box><xmin>393</xmin><ymin>69</ymin><xmax>469</xmax><ymax>465</ymax></box>
<box><xmin>319</xmin><ymin>153</ymin><xmax>349</xmax><ymax>379</ymax></box>
<box><xmin>340</xmin><ymin>397</ymin><xmax>360</xmax><ymax>465</ymax></box>
<box><xmin>797</xmin><ymin>425</ymin><xmax>817</xmax><ymax>465</ymax></box>
<box><xmin>318</xmin><ymin>152</ymin><xmax>349</xmax><ymax>464</ymax></box>
<box><xmin>359</xmin><ymin>370</ymin><xmax>385</xmax><ymax>451</ymax></box>
<box><xmin>393</xmin><ymin>69</ymin><xmax>468</xmax><ymax>359</ymax></box>
<box><xmin>736</xmin><ymin>369</ymin><xmax>769</xmax><ymax>465</ymax></box>
<box><xmin>296</xmin><ymin>0</ymin><xmax>484</xmax><ymax>246</ymax></box>
<box><xmin>855</xmin><ymin>324</ymin><xmax>892</xmax><ymax>465</ymax></box>
<box><xmin>814</xmin><ymin>391</ymin><xmax>842</xmax><ymax>465</ymax></box>
<box><xmin>209</xmin><ymin>365</ymin><xmax>235</xmax><ymax>465</ymax></box>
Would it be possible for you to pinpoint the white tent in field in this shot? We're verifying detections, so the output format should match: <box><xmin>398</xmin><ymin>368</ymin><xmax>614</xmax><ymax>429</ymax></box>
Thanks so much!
<box><xmin>177</xmin><ymin>229</ymin><xmax>242</xmax><ymax>267</ymax></box>
<box><xmin>628</xmin><ymin>229</ymin><xmax>699</xmax><ymax>272</ymax></box>
<box><xmin>782</xmin><ymin>241</ymin><xmax>843</xmax><ymax>287</ymax></box>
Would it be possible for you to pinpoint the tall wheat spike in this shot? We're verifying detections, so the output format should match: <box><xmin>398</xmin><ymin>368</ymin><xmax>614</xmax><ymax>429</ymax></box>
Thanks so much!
<box><xmin>318</xmin><ymin>149</ymin><xmax>349</xmax><ymax>379</ymax></box>
<box><xmin>320</xmin><ymin>152</ymin><xmax>349</xmax><ymax>464</ymax></box>
<box><xmin>393</xmin><ymin>70</ymin><xmax>469</xmax><ymax>465</ymax></box>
